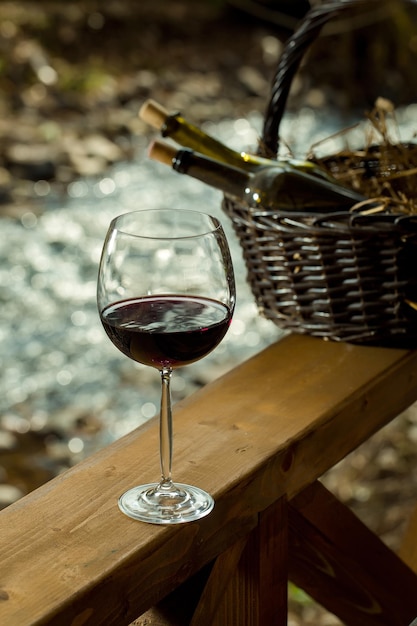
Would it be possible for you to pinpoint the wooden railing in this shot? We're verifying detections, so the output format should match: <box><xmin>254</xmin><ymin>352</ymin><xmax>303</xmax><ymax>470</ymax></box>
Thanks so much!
<box><xmin>2</xmin><ymin>333</ymin><xmax>417</xmax><ymax>625</ymax></box>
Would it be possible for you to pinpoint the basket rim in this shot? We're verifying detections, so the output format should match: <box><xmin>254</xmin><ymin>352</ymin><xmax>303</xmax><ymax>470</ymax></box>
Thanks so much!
<box><xmin>223</xmin><ymin>196</ymin><xmax>417</xmax><ymax>235</ymax></box>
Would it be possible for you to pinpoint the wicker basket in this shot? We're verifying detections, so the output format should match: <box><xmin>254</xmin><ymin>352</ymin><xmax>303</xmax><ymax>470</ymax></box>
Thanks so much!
<box><xmin>222</xmin><ymin>0</ymin><xmax>417</xmax><ymax>347</ymax></box>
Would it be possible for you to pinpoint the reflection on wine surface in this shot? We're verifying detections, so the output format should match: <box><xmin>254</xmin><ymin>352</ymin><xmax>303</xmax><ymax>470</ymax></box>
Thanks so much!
<box><xmin>101</xmin><ymin>295</ymin><xmax>232</xmax><ymax>368</ymax></box>
<box><xmin>97</xmin><ymin>208</ymin><xmax>235</xmax><ymax>524</ymax></box>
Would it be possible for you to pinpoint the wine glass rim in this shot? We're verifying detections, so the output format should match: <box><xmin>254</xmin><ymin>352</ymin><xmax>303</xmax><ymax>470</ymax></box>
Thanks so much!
<box><xmin>111</xmin><ymin>208</ymin><xmax>223</xmax><ymax>240</ymax></box>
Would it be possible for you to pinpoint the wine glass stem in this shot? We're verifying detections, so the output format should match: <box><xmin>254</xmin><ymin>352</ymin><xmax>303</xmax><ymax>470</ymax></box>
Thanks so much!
<box><xmin>159</xmin><ymin>367</ymin><xmax>173</xmax><ymax>487</ymax></box>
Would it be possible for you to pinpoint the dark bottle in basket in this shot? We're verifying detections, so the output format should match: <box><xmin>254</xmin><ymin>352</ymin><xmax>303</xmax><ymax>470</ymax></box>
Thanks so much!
<box><xmin>140</xmin><ymin>99</ymin><xmax>332</xmax><ymax>181</ymax></box>
<box><xmin>149</xmin><ymin>140</ymin><xmax>366</xmax><ymax>213</ymax></box>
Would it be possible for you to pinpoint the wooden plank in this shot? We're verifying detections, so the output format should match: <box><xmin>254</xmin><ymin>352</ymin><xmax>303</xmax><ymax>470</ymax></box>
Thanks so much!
<box><xmin>399</xmin><ymin>503</ymin><xmax>417</xmax><ymax>575</ymax></box>
<box><xmin>132</xmin><ymin>501</ymin><xmax>287</xmax><ymax>626</ymax></box>
<box><xmin>208</xmin><ymin>497</ymin><xmax>288</xmax><ymax>626</ymax></box>
<box><xmin>288</xmin><ymin>481</ymin><xmax>417</xmax><ymax>626</ymax></box>
<box><xmin>134</xmin><ymin>562</ymin><xmax>215</xmax><ymax>625</ymax></box>
<box><xmin>257</xmin><ymin>498</ymin><xmax>288</xmax><ymax>626</ymax></box>
<box><xmin>134</xmin><ymin>536</ymin><xmax>249</xmax><ymax>626</ymax></box>
<box><xmin>190</xmin><ymin>535</ymin><xmax>248</xmax><ymax>626</ymax></box>
<box><xmin>134</xmin><ymin>499</ymin><xmax>288</xmax><ymax>626</ymax></box>
<box><xmin>1</xmin><ymin>335</ymin><xmax>417</xmax><ymax>625</ymax></box>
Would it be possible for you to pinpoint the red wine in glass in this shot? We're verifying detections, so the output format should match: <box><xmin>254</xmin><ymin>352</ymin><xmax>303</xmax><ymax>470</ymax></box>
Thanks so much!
<box><xmin>101</xmin><ymin>295</ymin><xmax>232</xmax><ymax>369</ymax></box>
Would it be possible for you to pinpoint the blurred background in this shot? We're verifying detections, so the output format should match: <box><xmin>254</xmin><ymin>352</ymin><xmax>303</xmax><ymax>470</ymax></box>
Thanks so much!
<box><xmin>2</xmin><ymin>1</ymin><xmax>417</xmax><ymax>624</ymax></box>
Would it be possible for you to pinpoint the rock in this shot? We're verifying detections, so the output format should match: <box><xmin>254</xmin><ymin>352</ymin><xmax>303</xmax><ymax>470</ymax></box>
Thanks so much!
<box><xmin>5</xmin><ymin>143</ymin><xmax>56</xmax><ymax>181</ymax></box>
<box><xmin>0</xmin><ymin>431</ymin><xmax>17</xmax><ymax>451</ymax></box>
<box><xmin>0</xmin><ymin>484</ymin><xmax>24</xmax><ymax>508</ymax></box>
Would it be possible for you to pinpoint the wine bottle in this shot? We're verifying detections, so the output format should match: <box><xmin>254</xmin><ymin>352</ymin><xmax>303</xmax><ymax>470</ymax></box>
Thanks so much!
<box><xmin>149</xmin><ymin>140</ymin><xmax>366</xmax><ymax>213</ymax></box>
<box><xmin>140</xmin><ymin>99</ymin><xmax>331</xmax><ymax>180</ymax></box>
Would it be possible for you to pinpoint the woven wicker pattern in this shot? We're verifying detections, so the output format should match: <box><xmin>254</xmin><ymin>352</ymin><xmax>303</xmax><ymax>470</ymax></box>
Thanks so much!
<box><xmin>223</xmin><ymin>0</ymin><xmax>417</xmax><ymax>346</ymax></box>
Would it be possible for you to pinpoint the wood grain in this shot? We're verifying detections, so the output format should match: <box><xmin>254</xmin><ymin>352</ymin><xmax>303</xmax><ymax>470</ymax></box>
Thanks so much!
<box><xmin>289</xmin><ymin>481</ymin><xmax>417</xmax><ymax>626</ymax></box>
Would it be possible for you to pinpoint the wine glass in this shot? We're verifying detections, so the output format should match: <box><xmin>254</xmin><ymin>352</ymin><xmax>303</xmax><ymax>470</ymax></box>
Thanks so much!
<box><xmin>97</xmin><ymin>208</ymin><xmax>236</xmax><ymax>524</ymax></box>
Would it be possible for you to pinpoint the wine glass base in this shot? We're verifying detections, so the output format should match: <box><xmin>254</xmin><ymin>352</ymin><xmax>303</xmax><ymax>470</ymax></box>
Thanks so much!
<box><xmin>118</xmin><ymin>482</ymin><xmax>214</xmax><ymax>524</ymax></box>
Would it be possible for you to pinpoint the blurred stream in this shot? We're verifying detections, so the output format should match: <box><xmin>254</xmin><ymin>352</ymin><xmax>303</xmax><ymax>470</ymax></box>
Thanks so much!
<box><xmin>1</xmin><ymin>105</ymin><xmax>417</xmax><ymax>504</ymax></box>
<box><xmin>0</xmin><ymin>111</ymin><xmax>282</xmax><ymax>503</ymax></box>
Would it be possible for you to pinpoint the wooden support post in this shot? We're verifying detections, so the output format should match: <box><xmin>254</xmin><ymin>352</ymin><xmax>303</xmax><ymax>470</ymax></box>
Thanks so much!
<box><xmin>208</xmin><ymin>496</ymin><xmax>288</xmax><ymax>626</ymax></box>
<box><xmin>190</xmin><ymin>536</ymin><xmax>248</xmax><ymax>626</ymax></box>
<box><xmin>134</xmin><ymin>563</ymin><xmax>214</xmax><ymax>626</ymax></box>
<box><xmin>288</xmin><ymin>481</ymin><xmax>417</xmax><ymax>626</ymax></box>
<box><xmin>399</xmin><ymin>503</ymin><xmax>417</xmax><ymax>575</ymax></box>
<box><xmin>136</xmin><ymin>497</ymin><xmax>288</xmax><ymax>626</ymax></box>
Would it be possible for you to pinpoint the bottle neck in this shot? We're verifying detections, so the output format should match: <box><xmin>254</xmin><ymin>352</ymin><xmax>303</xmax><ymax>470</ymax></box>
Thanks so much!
<box><xmin>163</xmin><ymin>115</ymin><xmax>335</xmax><ymax>180</ymax></box>
<box><xmin>172</xmin><ymin>149</ymin><xmax>250</xmax><ymax>199</ymax></box>
<box><xmin>162</xmin><ymin>114</ymin><xmax>224</xmax><ymax>157</ymax></box>
<box><xmin>163</xmin><ymin>114</ymin><xmax>256</xmax><ymax>169</ymax></box>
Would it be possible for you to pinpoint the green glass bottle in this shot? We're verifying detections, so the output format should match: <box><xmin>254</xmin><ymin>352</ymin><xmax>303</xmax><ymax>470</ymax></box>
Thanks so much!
<box><xmin>149</xmin><ymin>140</ymin><xmax>366</xmax><ymax>213</ymax></box>
<box><xmin>140</xmin><ymin>99</ymin><xmax>331</xmax><ymax>180</ymax></box>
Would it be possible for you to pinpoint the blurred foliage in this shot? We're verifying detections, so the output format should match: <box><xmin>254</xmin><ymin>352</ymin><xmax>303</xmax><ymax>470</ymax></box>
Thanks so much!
<box><xmin>0</xmin><ymin>1</ymin><xmax>232</xmax><ymax>112</ymax></box>
<box><xmin>290</xmin><ymin>0</ymin><xmax>417</xmax><ymax>113</ymax></box>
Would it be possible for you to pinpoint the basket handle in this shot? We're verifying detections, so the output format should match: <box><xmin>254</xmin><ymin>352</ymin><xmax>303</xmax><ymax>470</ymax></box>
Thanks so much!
<box><xmin>260</xmin><ymin>0</ymin><xmax>417</xmax><ymax>157</ymax></box>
